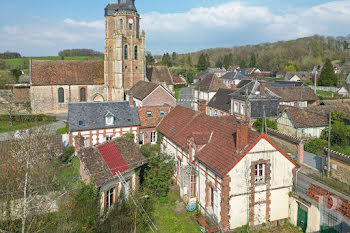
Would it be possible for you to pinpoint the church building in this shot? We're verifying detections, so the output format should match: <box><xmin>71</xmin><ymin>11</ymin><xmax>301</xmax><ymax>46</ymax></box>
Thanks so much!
<box><xmin>30</xmin><ymin>0</ymin><xmax>146</xmax><ymax>114</ymax></box>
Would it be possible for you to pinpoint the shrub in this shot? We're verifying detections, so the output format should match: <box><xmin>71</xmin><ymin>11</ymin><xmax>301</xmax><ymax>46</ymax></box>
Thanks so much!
<box><xmin>304</xmin><ymin>138</ymin><xmax>327</xmax><ymax>156</ymax></box>
<box><xmin>62</xmin><ymin>146</ymin><xmax>75</xmax><ymax>163</ymax></box>
<box><xmin>253</xmin><ymin>118</ymin><xmax>278</xmax><ymax>132</ymax></box>
<box><xmin>123</xmin><ymin>132</ymin><xmax>134</xmax><ymax>139</ymax></box>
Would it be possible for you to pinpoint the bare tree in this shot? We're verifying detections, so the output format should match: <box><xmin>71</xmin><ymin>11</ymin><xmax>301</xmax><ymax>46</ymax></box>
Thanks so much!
<box><xmin>0</xmin><ymin>127</ymin><xmax>62</xmax><ymax>233</ymax></box>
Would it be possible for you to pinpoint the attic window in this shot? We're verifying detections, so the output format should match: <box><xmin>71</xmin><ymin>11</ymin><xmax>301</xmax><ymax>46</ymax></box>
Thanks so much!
<box><xmin>79</xmin><ymin>120</ymin><xmax>84</xmax><ymax>126</ymax></box>
<box><xmin>160</xmin><ymin>110</ymin><xmax>165</xmax><ymax>116</ymax></box>
<box><xmin>147</xmin><ymin>111</ymin><xmax>152</xmax><ymax>117</ymax></box>
<box><xmin>105</xmin><ymin>116</ymin><xmax>114</xmax><ymax>126</ymax></box>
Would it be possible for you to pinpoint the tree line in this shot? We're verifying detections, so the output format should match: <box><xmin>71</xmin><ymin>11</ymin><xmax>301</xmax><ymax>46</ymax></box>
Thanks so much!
<box><xmin>58</xmin><ymin>49</ymin><xmax>104</xmax><ymax>57</ymax></box>
<box><xmin>0</xmin><ymin>51</ymin><xmax>21</xmax><ymax>59</ymax></box>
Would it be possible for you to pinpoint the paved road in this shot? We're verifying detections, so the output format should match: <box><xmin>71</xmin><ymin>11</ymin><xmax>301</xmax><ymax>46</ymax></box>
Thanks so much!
<box><xmin>177</xmin><ymin>87</ymin><xmax>194</xmax><ymax>110</ymax></box>
<box><xmin>0</xmin><ymin>117</ymin><xmax>66</xmax><ymax>142</ymax></box>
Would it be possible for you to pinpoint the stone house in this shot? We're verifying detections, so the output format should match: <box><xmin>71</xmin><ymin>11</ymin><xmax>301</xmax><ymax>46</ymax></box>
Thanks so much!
<box><xmin>193</xmin><ymin>73</ymin><xmax>227</xmax><ymax>112</ymax></box>
<box><xmin>206</xmin><ymin>88</ymin><xmax>235</xmax><ymax>117</ymax></box>
<box><xmin>127</xmin><ymin>81</ymin><xmax>176</xmax><ymax>107</ymax></box>
<box><xmin>137</xmin><ymin>106</ymin><xmax>171</xmax><ymax>145</ymax></box>
<box><xmin>78</xmin><ymin>136</ymin><xmax>147</xmax><ymax>211</ymax></box>
<box><xmin>338</xmin><ymin>86</ymin><xmax>349</xmax><ymax>97</ymax></box>
<box><xmin>284</xmin><ymin>72</ymin><xmax>312</xmax><ymax>82</ymax></box>
<box><xmin>276</xmin><ymin>105</ymin><xmax>350</xmax><ymax>139</ymax></box>
<box><xmin>220</xmin><ymin>71</ymin><xmax>249</xmax><ymax>89</ymax></box>
<box><xmin>30</xmin><ymin>60</ymin><xmax>105</xmax><ymax>114</ymax></box>
<box><xmin>229</xmin><ymin>80</ymin><xmax>281</xmax><ymax>121</ymax></box>
<box><xmin>157</xmin><ymin>106</ymin><xmax>298</xmax><ymax>231</ymax></box>
<box><xmin>68</xmin><ymin>101</ymin><xmax>140</xmax><ymax>149</ymax></box>
<box><xmin>146</xmin><ymin>66</ymin><xmax>175</xmax><ymax>92</ymax></box>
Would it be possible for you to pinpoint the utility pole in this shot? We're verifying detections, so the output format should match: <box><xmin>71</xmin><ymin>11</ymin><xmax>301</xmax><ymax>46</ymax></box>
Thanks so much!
<box><xmin>314</xmin><ymin>70</ymin><xmax>318</xmax><ymax>94</ymax></box>
<box><xmin>327</xmin><ymin>112</ymin><xmax>332</xmax><ymax>178</ymax></box>
<box><xmin>262</xmin><ymin>105</ymin><xmax>265</xmax><ymax>134</ymax></box>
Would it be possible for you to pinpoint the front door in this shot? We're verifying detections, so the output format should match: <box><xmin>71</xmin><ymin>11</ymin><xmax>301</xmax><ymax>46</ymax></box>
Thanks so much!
<box><xmin>297</xmin><ymin>203</ymin><xmax>308</xmax><ymax>233</ymax></box>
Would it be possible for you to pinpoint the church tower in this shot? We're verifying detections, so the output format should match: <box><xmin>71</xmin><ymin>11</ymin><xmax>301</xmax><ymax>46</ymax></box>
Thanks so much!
<box><xmin>104</xmin><ymin>0</ymin><xmax>146</xmax><ymax>101</ymax></box>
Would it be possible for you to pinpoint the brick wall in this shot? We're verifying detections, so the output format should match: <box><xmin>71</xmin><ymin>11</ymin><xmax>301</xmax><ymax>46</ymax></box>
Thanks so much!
<box><xmin>142</xmin><ymin>86</ymin><xmax>176</xmax><ymax>107</ymax></box>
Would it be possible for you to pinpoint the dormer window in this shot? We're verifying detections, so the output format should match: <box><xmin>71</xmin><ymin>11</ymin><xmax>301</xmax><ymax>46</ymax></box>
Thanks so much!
<box><xmin>147</xmin><ymin>111</ymin><xmax>152</xmax><ymax>117</ymax></box>
<box><xmin>105</xmin><ymin>111</ymin><xmax>114</xmax><ymax>126</ymax></box>
<box><xmin>160</xmin><ymin>110</ymin><xmax>165</xmax><ymax>116</ymax></box>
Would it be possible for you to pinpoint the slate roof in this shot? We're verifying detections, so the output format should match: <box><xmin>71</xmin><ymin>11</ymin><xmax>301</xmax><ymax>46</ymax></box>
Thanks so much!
<box><xmin>137</xmin><ymin>106</ymin><xmax>171</xmax><ymax>128</ymax></box>
<box><xmin>207</xmin><ymin>88</ymin><xmax>235</xmax><ymax>112</ymax></box>
<box><xmin>220</xmin><ymin>71</ymin><xmax>248</xmax><ymax>81</ymax></box>
<box><xmin>105</xmin><ymin>0</ymin><xmax>137</xmax><ymax>16</ymax></box>
<box><xmin>31</xmin><ymin>60</ymin><xmax>104</xmax><ymax>86</ymax></box>
<box><xmin>230</xmin><ymin>80</ymin><xmax>281</xmax><ymax>101</ymax></box>
<box><xmin>269</xmin><ymin>85</ymin><xmax>318</xmax><ymax>102</ymax></box>
<box><xmin>235</xmin><ymin>80</ymin><xmax>253</xmax><ymax>89</ymax></box>
<box><xmin>284</xmin><ymin>72</ymin><xmax>312</xmax><ymax>81</ymax></box>
<box><xmin>78</xmin><ymin>137</ymin><xmax>146</xmax><ymax>187</ymax></box>
<box><xmin>157</xmin><ymin>106</ymin><xmax>269</xmax><ymax>177</ymax></box>
<box><xmin>68</xmin><ymin>101</ymin><xmax>140</xmax><ymax>132</ymax></box>
<box><xmin>146</xmin><ymin>66</ymin><xmax>174</xmax><ymax>85</ymax></box>
<box><xmin>193</xmin><ymin>71</ymin><xmax>210</xmax><ymax>84</ymax></box>
<box><xmin>269</xmin><ymin>80</ymin><xmax>306</xmax><ymax>88</ymax></box>
<box><xmin>194</xmin><ymin>73</ymin><xmax>227</xmax><ymax>92</ymax></box>
<box><xmin>128</xmin><ymin>81</ymin><xmax>159</xmax><ymax>100</ymax></box>
<box><xmin>281</xmin><ymin>105</ymin><xmax>350</xmax><ymax>128</ymax></box>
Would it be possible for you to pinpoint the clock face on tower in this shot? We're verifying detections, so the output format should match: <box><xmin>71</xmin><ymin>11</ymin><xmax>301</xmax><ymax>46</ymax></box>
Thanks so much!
<box><xmin>128</xmin><ymin>18</ymin><xmax>134</xmax><ymax>24</ymax></box>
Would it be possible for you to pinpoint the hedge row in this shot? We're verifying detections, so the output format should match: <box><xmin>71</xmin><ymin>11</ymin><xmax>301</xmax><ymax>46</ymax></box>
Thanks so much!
<box><xmin>0</xmin><ymin>114</ymin><xmax>56</xmax><ymax>122</ymax></box>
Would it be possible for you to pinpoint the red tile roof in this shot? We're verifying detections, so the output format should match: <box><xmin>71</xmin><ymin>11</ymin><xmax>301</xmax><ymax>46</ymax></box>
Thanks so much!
<box><xmin>172</xmin><ymin>75</ymin><xmax>187</xmax><ymax>84</ymax></box>
<box><xmin>158</xmin><ymin>106</ymin><xmax>296</xmax><ymax>177</ymax></box>
<box><xmin>137</xmin><ymin>106</ymin><xmax>171</xmax><ymax>128</ymax></box>
<box><xmin>306</xmin><ymin>184</ymin><xmax>350</xmax><ymax>219</ymax></box>
<box><xmin>97</xmin><ymin>142</ymin><xmax>129</xmax><ymax>175</ymax></box>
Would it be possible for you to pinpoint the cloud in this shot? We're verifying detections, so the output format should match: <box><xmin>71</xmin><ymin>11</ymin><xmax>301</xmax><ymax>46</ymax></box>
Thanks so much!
<box><xmin>1</xmin><ymin>0</ymin><xmax>350</xmax><ymax>56</ymax></box>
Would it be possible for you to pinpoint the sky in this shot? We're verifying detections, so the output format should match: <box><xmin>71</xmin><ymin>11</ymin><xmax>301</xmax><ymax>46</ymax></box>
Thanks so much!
<box><xmin>0</xmin><ymin>0</ymin><xmax>350</xmax><ymax>56</ymax></box>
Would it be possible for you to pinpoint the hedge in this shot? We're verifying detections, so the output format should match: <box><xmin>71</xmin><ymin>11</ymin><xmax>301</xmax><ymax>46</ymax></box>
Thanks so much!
<box><xmin>0</xmin><ymin>114</ymin><xmax>56</xmax><ymax>122</ymax></box>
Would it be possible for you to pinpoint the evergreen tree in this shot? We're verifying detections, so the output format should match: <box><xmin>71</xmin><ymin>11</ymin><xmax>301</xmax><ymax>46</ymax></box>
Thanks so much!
<box><xmin>318</xmin><ymin>58</ymin><xmax>338</xmax><ymax>86</ymax></box>
<box><xmin>197</xmin><ymin>53</ymin><xmax>209</xmax><ymax>71</ymax></box>
<box><xmin>161</xmin><ymin>53</ymin><xmax>172</xmax><ymax>67</ymax></box>
<box><xmin>223</xmin><ymin>53</ymin><xmax>233</xmax><ymax>69</ymax></box>
<box><xmin>172</xmin><ymin>52</ymin><xmax>177</xmax><ymax>61</ymax></box>
<box><xmin>205</xmin><ymin>53</ymin><xmax>211</xmax><ymax>68</ymax></box>
<box><xmin>145</xmin><ymin>52</ymin><xmax>155</xmax><ymax>66</ymax></box>
<box><xmin>215</xmin><ymin>56</ymin><xmax>224</xmax><ymax>68</ymax></box>
<box><xmin>249</xmin><ymin>52</ymin><xmax>256</xmax><ymax>67</ymax></box>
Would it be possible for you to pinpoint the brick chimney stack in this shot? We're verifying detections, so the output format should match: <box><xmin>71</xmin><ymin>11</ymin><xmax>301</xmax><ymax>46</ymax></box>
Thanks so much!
<box><xmin>236</xmin><ymin>122</ymin><xmax>249</xmax><ymax>152</ymax></box>
<box><xmin>200</xmin><ymin>100</ymin><xmax>207</xmax><ymax>114</ymax></box>
<box><xmin>74</xmin><ymin>135</ymin><xmax>85</xmax><ymax>151</ymax></box>
<box><xmin>128</xmin><ymin>94</ymin><xmax>134</xmax><ymax>106</ymax></box>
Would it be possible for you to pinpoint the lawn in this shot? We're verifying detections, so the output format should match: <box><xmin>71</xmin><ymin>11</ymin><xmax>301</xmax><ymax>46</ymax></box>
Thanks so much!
<box><xmin>58</xmin><ymin>156</ymin><xmax>80</xmax><ymax>188</ymax></box>
<box><xmin>316</xmin><ymin>90</ymin><xmax>337</xmax><ymax>96</ymax></box>
<box><xmin>174</xmin><ymin>88</ymin><xmax>181</xmax><ymax>99</ymax></box>
<box><xmin>150</xmin><ymin>187</ymin><xmax>201</xmax><ymax>233</ymax></box>
<box><xmin>3</xmin><ymin>56</ymin><xmax>103</xmax><ymax>70</ymax></box>
<box><xmin>250</xmin><ymin>223</ymin><xmax>302</xmax><ymax>233</ymax></box>
<box><xmin>0</xmin><ymin>120</ymin><xmax>51</xmax><ymax>133</ymax></box>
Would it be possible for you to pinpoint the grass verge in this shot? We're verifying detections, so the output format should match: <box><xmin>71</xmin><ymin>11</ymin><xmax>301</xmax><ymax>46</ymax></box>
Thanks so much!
<box><xmin>0</xmin><ymin>120</ymin><xmax>51</xmax><ymax>133</ymax></box>
<box><xmin>58</xmin><ymin>156</ymin><xmax>80</xmax><ymax>188</ymax></box>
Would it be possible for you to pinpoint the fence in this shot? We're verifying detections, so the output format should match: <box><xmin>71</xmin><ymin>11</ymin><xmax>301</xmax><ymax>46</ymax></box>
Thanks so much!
<box><xmin>308</xmin><ymin>85</ymin><xmax>340</xmax><ymax>92</ymax></box>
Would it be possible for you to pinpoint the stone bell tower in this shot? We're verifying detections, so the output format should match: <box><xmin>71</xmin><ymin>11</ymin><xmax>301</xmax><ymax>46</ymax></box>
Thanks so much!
<box><xmin>104</xmin><ymin>0</ymin><xmax>146</xmax><ymax>101</ymax></box>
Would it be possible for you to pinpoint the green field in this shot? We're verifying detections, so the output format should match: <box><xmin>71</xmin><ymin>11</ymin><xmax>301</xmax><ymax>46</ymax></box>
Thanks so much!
<box><xmin>3</xmin><ymin>56</ymin><xmax>103</xmax><ymax>70</ymax></box>
<box><xmin>0</xmin><ymin>120</ymin><xmax>51</xmax><ymax>133</ymax></box>
<box><xmin>316</xmin><ymin>90</ymin><xmax>337</xmax><ymax>96</ymax></box>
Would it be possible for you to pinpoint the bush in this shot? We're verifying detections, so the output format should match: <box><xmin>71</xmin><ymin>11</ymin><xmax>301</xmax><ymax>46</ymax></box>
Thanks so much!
<box><xmin>62</xmin><ymin>146</ymin><xmax>75</xmax><ymax>163</ymax></box>
<box><xmin>304</xmin><ymin>138</ymin><xmax>327</xmax><ymax>156</ymax></box>
<box><xmin>174</xmin><ymin>84</ymin><xmax>187</xmax><ymax>89</ymax></box>
<box><xmin>123</xmin><ymin>132</ymin><xmax>134</xmax><ymax>139</ymax></box>
<box><xmin>253</xmin><ymin>118</ymin><xmax>278</xmax><ymax>132</ymax></box>
<box><xmin>0</xmin><ymin>114</ymin><xmax>55</xmax><ymax>122</ymax></box>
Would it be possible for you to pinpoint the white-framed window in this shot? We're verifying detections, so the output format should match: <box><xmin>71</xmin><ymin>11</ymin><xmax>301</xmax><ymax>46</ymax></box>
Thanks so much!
<box><xmin>240</xmin><ymin>103</ymin><xmax>246</xmax><ymax>115</ymax></box>
<box><xmin>105</xmin><ymin>116</ymin><xmax>114</xmax><ymax>126</ymax></box>
<box><xmin>147</xmin><ymin>111</ymin><xmax>152</xmax><ymax>117</ymax></box>
<box><xmin>106</xmin><ymin>136</ymin><xmax>112</xmax><ymax>142</ymax></box>
<box><xmin>84</xmin><ymin>139</ymin><xmax>90</xmax><ymax>148</ymax></box>
<box><xmin>255</xmin><ymin>164</ymin><xmax>265</xmax><ymax>183</ymax></box>
<box><xmin>160</xmin><ymin>110</ymin><xmax>165</xmax><ymax>116</ymax></box>
<box><xmin>106</xmin><ymin>187</ymin><xmax>115</xmax><ymax>209</ymax></box>
<box><xmin>139</xmin><ymin>133</ymin><xmax>144</xmax><ymax>145</ymax></box>
<box><xmin>234</xmin><ymin>102</ymin><xmax>239</xmax><ymax>113</ymax></box>
<box><xmin>151</xmin><ymin>131</ymin><xmax>157</xmax><ymax>143</ymax></box>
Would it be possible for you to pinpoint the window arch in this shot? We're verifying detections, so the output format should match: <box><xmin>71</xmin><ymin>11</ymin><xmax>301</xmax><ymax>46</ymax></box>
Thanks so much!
<box><xmin>134</xmin><ymin>45</ymin><xmax>138</xmax><ymax>60</ymax></box>
<box><xmin>58</xmin><ymin>87</ymin><xmax>64</xmax><ymax>103</ymax></box>
<box><xmin>124</xmin><ymin>45</ymin><xmax>128</xmax><ymax>60</ymax></box>
<box><xmin>80</xmin><ymin>87</ymin><xmax>86</xmax><ymax>102</ymax></box>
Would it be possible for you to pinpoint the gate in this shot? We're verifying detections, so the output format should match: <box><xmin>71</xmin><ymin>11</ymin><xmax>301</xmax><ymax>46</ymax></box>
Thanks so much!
<box><xmin>297</xmin><ymin>203</ymin><xmax>308</xmax><ymax>233</ymax></box>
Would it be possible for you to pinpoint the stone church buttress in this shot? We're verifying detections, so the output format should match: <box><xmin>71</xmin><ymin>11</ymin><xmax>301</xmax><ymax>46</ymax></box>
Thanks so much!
<box><xmin>104</xmin><ymin>0</ymin><xmax>146</xmax><ymax>101</ymax></box>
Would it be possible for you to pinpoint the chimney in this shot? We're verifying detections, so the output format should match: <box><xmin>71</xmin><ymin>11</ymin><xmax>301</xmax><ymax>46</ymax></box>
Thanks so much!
<box><xmin>200</xmin><ymin>100</ymin><xmax>207</xmax><ymax>114</ymax></box>
<box><xmin>74</xmin><ymin>135</ymin><xmax>85</xmax><ymax>151</ymax></box>
<box><xmin>128</xmin><ymin>94</ymin><xmax>134</xmax><ymax>106</ymax></box>
<box><xmin>236</xmin><ymin>122</ymin><xmax>249</xmax><ymax>152</ymax></box>
<box><xmin>260</xmin><ymin>81</ymin><xmax>266</xmax><ymax>96</ymax></box>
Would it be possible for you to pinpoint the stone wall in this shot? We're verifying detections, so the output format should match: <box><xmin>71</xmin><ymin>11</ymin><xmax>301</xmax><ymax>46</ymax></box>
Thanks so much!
<box><xmin>31</xmin><ymin>84</ymin><xmax>105</xmax><ymax>114</ymax></box>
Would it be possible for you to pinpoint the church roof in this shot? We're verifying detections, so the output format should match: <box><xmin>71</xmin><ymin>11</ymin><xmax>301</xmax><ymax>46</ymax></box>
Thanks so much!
<box><xmin>31</xmin><ymin>60</ymin><xmax>104</xmax><ymax>86</ymax></box>
<box><xmin>105</xmin><ymin>0</ymin><xmax>137</xmax><ymax>16</ymax></box>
